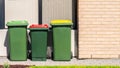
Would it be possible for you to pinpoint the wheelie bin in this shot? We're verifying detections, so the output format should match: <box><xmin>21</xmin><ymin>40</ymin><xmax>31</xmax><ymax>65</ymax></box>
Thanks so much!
<box><xmin>50</xmin><ymin>20</ymin><xmax>73</xmax><ymax>61</ymax></box>
<box><xmin>6</xmin><ymin>20</ymin><xmax>28</xmax><ymax>61</ymax></box>
<box><xmin>29</xmin><ymin>24</ymin><xmax>48</xmax><ymax>61</ymax></box>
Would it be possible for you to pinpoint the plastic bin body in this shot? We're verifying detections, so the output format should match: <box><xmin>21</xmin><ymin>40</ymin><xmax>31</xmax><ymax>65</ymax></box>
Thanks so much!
<box><xmin>29</xmin><ymin>24</ymin><xmax>48</xmax><ymax>61</ymax></box>
<box><xmin>52</xmin><ymin>26</ymin><xmax>71</xmax><ymax>61</ymax></box>
<box><xmin>51</xmin><ymin>20</ymin><xmax>72</xmax><ymax>61</ymax></box>
<box><xmin>7</xmin><ymin>20</ymin><xmax>28</xmax><ymax>61</ymax></box>
<box><xmin>8</xmin><ymin>27</ymin><xmax>27</xmax><ymax>61</ymax></box>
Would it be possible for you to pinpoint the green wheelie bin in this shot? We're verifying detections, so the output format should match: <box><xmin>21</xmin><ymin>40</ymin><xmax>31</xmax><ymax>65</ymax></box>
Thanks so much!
<box><xmin>50</xmin><ymin>20</ymin><xmax>73</xmax><ymax>61</ymax></box>
<box><xmin>29</xmin><ymin>24</ymin><xmax>48</xmax><ymax>61</ymax></box>
<box><xmin>6</xmin><ymin>20</ymin><xmax>28</xmax><ymax>61</ymax></box>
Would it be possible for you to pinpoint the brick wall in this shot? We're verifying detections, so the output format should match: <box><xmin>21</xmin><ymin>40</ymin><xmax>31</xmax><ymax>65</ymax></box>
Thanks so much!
<box><xmin>78</xmin><ymin>0</ymin><xmax>120</xmax><ymax>59</ymax></box>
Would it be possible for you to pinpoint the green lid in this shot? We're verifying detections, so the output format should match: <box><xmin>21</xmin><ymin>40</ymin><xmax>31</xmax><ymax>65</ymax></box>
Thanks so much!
<box><xmin>50</xmin><ymin>20</ymin><xmax>73</xmax><ymax>26</ymax></box>
<box><xmin>6</xmin><ymin>20</ymin><xmax>28</xmax><ymax>26</ymax></box>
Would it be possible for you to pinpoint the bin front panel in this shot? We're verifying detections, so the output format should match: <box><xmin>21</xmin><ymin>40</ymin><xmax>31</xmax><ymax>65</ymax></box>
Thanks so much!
<box><xmin>53</xmin><ymin>27</ymin><xmax>71</xmax><ymax>60</ymax></box>
<box><xmin>9</xmin><ymin>27</ymin><xmax>27</xmax><ymax>60</ymax></box>
<box><xmin>31</xmin><ymin>31</ymin><xmax>47</xmax><ymax>59</ymax></box>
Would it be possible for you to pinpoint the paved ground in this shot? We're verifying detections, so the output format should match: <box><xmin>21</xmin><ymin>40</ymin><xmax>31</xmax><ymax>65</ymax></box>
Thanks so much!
<box><xmin>1</xmin><ymin>57</ymin><xmax>120</xmax><ymax>66</ymax></box>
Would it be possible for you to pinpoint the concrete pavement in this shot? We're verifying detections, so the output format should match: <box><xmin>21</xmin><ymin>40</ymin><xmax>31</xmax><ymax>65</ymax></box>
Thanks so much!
<box><xmin>0</xmin><ymin>57</ymin><xmax>120</xmax><ymax>66</ymax></box>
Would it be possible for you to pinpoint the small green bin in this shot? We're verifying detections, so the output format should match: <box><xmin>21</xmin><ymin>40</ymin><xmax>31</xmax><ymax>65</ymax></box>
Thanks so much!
<box><xmin>29</xmin><ymin>24</ymin><xmax>48</xmax><ymax>61</ymax></box>
<box><xmin>51</xmin><ymin>20</ymin><xmax>73</xmax><ymax>61</ymax></box>
<box><xmin>6</xmin><ymin>20</ymin><xmax>28</xmax><ymax>61</ymax></box>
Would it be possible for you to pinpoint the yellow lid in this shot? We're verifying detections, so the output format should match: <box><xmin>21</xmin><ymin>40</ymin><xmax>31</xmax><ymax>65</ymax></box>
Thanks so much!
<box><xmin>51</xmin><ymin>20</ymin><xmax>73</xmax><ymax>25</ymax></box>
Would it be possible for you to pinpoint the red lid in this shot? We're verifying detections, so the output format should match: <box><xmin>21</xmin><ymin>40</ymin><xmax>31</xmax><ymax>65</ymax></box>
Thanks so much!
<box><xmin>29</xmin><ymin>24</ymin><xmax>48</xmax><ymax>28</ymax></box>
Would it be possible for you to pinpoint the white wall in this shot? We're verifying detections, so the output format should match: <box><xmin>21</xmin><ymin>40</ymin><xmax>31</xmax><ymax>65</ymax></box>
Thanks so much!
<box><xmin>42</xmin><ymin>0</ymin><xmax>72</xmax><ymax>25</ymax></box>
<box><xmin>0</xmin><ymin>29</ymin><xmax>8</xmax><ymax>56</ymax></box>
<box><xmin>5</xmin><ymin>0</ymin><xmax>38</xmax><ymax>27</ymax></box>
<box><xmin>71</xmin><ymin>30</ymin><xmax>77</xmax><ymax>57</ymax></box>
